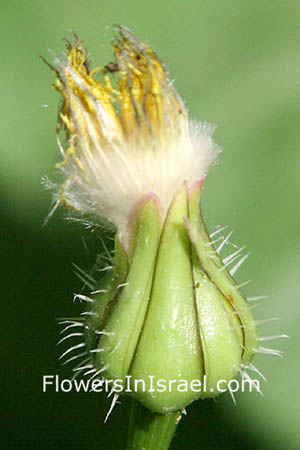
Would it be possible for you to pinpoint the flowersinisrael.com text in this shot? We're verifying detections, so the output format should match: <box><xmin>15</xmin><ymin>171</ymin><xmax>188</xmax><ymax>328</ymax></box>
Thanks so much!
<box><xmin>42</xmin><ymin>375</ymin><xmax>260</xmax><ymax>394</ymax></box>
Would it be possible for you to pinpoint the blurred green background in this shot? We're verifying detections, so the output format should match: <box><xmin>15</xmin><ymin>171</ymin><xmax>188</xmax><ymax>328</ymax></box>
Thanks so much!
<box><xmin>2</xmin><ymin>1</ymin><xmax>299</xmax><ymax>449</ymax></box>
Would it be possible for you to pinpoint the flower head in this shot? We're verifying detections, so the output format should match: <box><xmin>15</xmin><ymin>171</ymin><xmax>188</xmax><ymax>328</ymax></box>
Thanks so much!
<box><xmin>51</xmin><ymin>25</ymin><xmax>218</xmax><ymax>244</ymax></box>
<box><xmin>47</xmin><ymin>26</ymin><xmax>280</xmax><ymax>416</ymax></box>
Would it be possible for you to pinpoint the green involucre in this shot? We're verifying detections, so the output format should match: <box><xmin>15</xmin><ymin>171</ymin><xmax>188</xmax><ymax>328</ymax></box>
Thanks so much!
<box><xmin>84</xmin><ymin>183</ymin><xmax>258</xmax><ymax>413</ymax></box>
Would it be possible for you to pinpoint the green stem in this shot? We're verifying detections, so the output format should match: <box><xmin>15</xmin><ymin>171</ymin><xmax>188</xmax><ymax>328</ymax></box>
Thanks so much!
<box><xmin>126</xmin><ymin>400</ymin><xmax>182</xmax><ymax>450</ymax></box>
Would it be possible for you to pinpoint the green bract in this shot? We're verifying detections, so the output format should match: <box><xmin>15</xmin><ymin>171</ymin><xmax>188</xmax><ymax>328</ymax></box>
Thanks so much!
<box><xmin>84</xmin><ymin>182</ymin><xmax>258</xmax><ymax>414</ymax></box>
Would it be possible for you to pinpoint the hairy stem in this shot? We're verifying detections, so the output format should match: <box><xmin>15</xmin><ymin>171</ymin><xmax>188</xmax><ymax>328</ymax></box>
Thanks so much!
<box><xmin>126</xmin><ymin>399</ymin><xmax>182</xmax><ymax>450</ymax></box>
